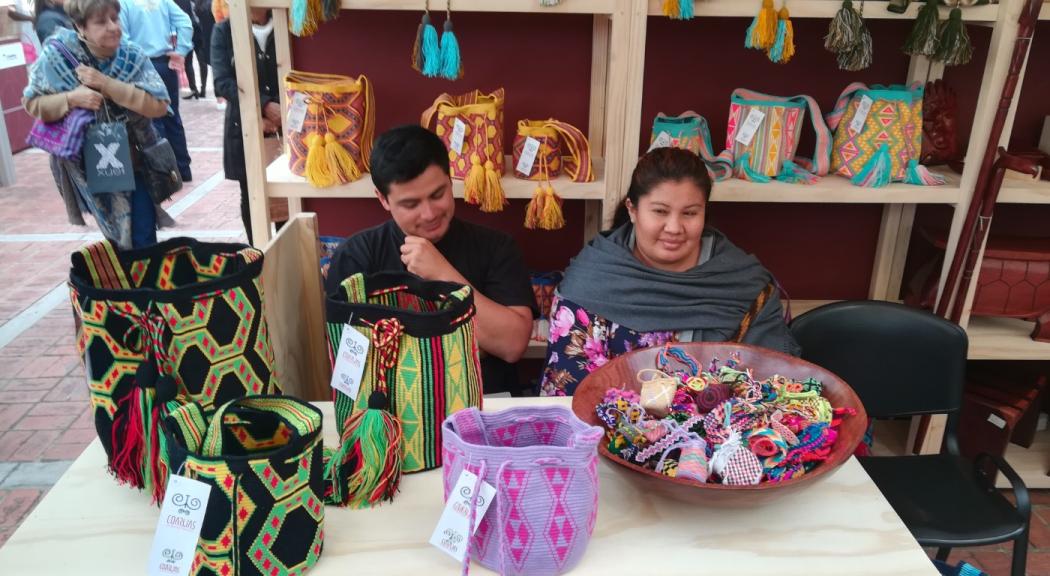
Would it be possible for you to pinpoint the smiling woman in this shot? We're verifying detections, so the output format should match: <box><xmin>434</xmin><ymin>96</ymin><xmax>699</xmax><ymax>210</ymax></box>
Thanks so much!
<box><xmin>540</xmin><ymin>147</ymin><xmax>798</xmax><ymax>397</ymax></box>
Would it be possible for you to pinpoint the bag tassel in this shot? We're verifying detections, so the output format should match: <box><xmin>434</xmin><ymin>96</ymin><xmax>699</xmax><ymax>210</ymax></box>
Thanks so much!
<box><xmin>736</xmin><ymin>152</ymin><xmax>771</xmax><ymax>183</ymax></box>
<box><xmin>419</xmin><ymin>10</ymin><xmax>441</xmax><ymax>77</ymax></box>
<box><xmin>904</xmin><ymin>158</ymin><xmax>946</xmax><ymax>186</ymax></box>
<box><xmin>539</xmin><ymin>0</ymin><xmax>561</xmax><ymax>5</ymax></box>
<box><xmin>837</xmin><ymin>23</ymin><xmax>872</xmax><ymax>71</ymax></box>
<box><xmin>745</xmin><ymin>0</ymin><xmax>778</xmax><ymax>50</ymax></box>
<box><xmin>439</xmin><ymin>17</ymin><xmax>463</xmax><ymax>81</ymax></box>
<box><xmin>328</xmin><ymin>389</ymin><xmax>403</xmax><ymax>508</ymax></box>
<box><xmin>324</xmin><ymin>133</ymin><xmax>362</xmax><ymax>183</ymax></box>
<box><xmin>411</xmin><ymin>11</ymin><xmax>428</xmax><ymax>72</ymax></box>
<box><xmin>305</xmin><ymin>133</ymin><xmax>337</xmax><ymax>188</ymax></box>
<box><xmin>679</xmin><ymin>0</ymin><xmax>694</xmax><ymax>19</ymax></box>
<box><xmin>463</xmin><ymin>154</ymin><xmax>485</xmax><ymax>205</ymax></box>
<box><xmin>662</xmin><ymin>0</ymin><xmax>680</xmax><ymax>19</ymax></box>
<box><xmin>767</xmin><ymin>5</ymin><xmax>795</xmax><ymax>63</ymax></box>
<box><xmin>524</xmin><ymin>183</ymin><xmax>545</xmax><ymax>229</ymax></box>
<box><xmin>776</xmin><ymin>159</ymin><xmax>818</xmax><ymax>184</ymax></box>
<box><xmin>110</xmin><ymin>361</ymin><xmax>169</xmax><ymax>503</ymax></box>
<box><xmin>290</xmin><ymin>0</ymin><xmax>315</xmax><ymax>36</ymax></box>
<box><xmin>935</xmin><ymin>7</ymin><xmax>973</xmax><ymax>66</ymax></box>
<box><xmin>539</xmin><ymin>185</ymin><xmax>565</xmax><ymax>230</ymax></box>
<box><xmin>480</xmin><ymin>159</ymin><xmax>507</xmax><ymax>213</ymax></box>
<box><xmin>851</xmin><ymin>144</ymin><xmax>892</xmax><ymax>187</ymax></box>
<box><xmin>322</xmin><ymin>0</ymin><xmax>339</xmax><ymax>23</ymax></box>
<box><xmin>902</xmin><ymin>0</ymin><xmax>940</xmax><ymax>57</ymax></box>
<box><xmin>824</xmin><ymin>0</ymin><xmax>860</xmax><ymax>53</ymax></box>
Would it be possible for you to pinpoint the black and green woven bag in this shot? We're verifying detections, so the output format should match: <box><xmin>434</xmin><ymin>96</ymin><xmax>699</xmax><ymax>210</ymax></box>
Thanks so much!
<box><xmin>163</xmin><ymin>396</ymin><xmax>324</xmax><ymax>576</ymax></box>
<box><xmin>69</xmin><ymin>238</ymin><xmax>281</xmax><ymax>503</ymax></box>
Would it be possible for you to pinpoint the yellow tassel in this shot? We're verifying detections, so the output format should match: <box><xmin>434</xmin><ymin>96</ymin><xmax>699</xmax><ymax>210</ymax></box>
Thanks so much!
<box><xmin>524</xmin><ymin>183</ymin><xmax>545</xmax><ymax>229</ymax></box>
<box><xmin>780</xmin><ymin>7</ymin><xmax>795</xmax><ymax>63</ymax></box>
<box><xmin>305</xmin><ymin>133</ymin><xmax>336</xmax><ymax>188</ymax></box>
<box><xmin>480</xmin><ymin>160</ymin><xmax>506</xmax><ymax>213</ymax></box>
<box><xmin>756</xmin><ymin>0</ymin><xmax>777</xmax><ymax>49</ymax></box>
<box><xmin>324</xmin><ymin>133</ymin><xmax>361</xmax><ymax>183</ymax></box>
<box><xmin>662</xmin><ymin>0</ymin><xmax>679</xmax><ymax>18</ymax></box>
<box><xmin>463</xmin><ymin>154</ymin><xmax>484</xmax><ymax>205</ymax></box>
<box><xmin>539</xmin><ymin>186</ymin><xmax>565</xmax><ymax>230</ymax></box>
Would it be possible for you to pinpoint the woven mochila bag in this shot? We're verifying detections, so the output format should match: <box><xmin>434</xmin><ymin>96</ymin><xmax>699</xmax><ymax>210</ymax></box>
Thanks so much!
<box><xmin>512</xmin><ymin>119</ymin><xmax>594</xmax><ymax>231</ymax></box>
<box><xmin>422</xmin><ymin>88</ymin><xmax>506</xmax><ymax>212</ymax></box>
<box><xmin>324</xmin><ymin>272</ymin><xmax>483</xmax><ymax>507</ymax></box>
<box><xmin>285</xmin><ymin>70</ymin><xmax>375</xmax><ymax>188</ymax></box>
<box><xmin>69</xmin><ymin>238</ymin><xmax>280</xmax><ymax>502</ymax></box>
<box><xmin>162</xmin><ymin>395</ymin><xmax>324</xmax><ymax>576</ymax></box>
<box><xmin>442</xmin><ymin>405</ymin><xmax>603</xmax><ymax>575</ymax></box>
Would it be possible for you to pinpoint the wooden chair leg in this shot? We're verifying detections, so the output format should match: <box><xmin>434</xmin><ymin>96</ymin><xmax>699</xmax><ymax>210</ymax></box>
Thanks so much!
<box><xmin>935</xmin><ymin>547</ymin><xmax>951</xmax><ymax>562</ymax></box>
<box><xmin>1011</xmin><ymin>529</ymin><xmax>1029</xmax><ymax>576</ymax></box>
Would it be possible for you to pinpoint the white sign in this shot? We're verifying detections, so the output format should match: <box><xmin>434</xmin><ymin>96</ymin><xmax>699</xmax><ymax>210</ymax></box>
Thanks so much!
<box><xmin>0</xmin><ymin>42</ymin><xmax>26</xmax><ymax>70</ymax></box>
<box><xmin>330</xmin><ymin>323</ymin><xmax>370</xmax><ymax>400</ymax></box>
<box><xmin>287</xmin><ymin>93</ymin><xmax>308</xmax><ymax>133</ymax></box>
<box><xmin>450</xmin><ymin>118</ymin><xmax>467</xmax><ymax>155</ymax></box>
<box><xmin>987</xmin><ymin>413</ymin><xmax>1007</xmax><ymax>430</ymax></box>
<box><xmin>849</xmin><ymin>95</ymin><xmax>874</xmax><ymax>135</ymax></box>
<box><xmin>515</xmin><ymin>136</ymin><xmax>542</xmax><ymax>175</ymax></box>
<box><xmin>429</xmin><ymin>470</ymin><xmax>496</xmax><ymax>563</ymax></box>
<box><xmin>648</xmin><ymin>131</ymin><xmax>672</xmax><ymax>152</ymax></box>
<box><xmin>147</xmin><ymin>474</ymin><xmax>211</xmax><ymax>576</ymax></box>
<box><xmin>734</xmin><ymin>108</ymin><xmax>767</xmax><ymax>147</ymax></box>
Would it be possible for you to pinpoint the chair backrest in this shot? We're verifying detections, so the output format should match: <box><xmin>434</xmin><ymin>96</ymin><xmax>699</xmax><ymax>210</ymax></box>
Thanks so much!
<box><xmin>789</xmin><ymin>300</ymin><xmax>968</xmax><ymax>420</ymax></box>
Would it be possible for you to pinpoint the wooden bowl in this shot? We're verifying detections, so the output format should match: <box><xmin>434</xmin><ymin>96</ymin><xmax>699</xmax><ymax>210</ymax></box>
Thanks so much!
<box><xmin>570</xmin><ymin>342</ymin><xmax>867</xmax><ymax>507</ymax></box>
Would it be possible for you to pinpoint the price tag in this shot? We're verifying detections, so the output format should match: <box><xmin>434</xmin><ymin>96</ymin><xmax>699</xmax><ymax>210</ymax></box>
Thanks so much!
<box><xmin>147</xmin><ymin>474</ymin><xmax>211</xmax><ymax>576</ymax></box>
<box><xmin>849</xmin><ymin>95</ymin><xmax>874</xmax><ymax>135</ymax></box>
<box><xmin>287</xmin><ymin>93</ymin><xmax>308</xmax><ymax>134</ymax></box>
<box><xmin>330</xmin><ymin>323</ymin><xmax>370</xmax><ymax>400</ymax></box>
<box><xmin>515</xmin><ymin>137</ymin><xmax>542</xmax><ymax>175</ymax></box>
<box><xmin>987</xmin><ymin>413</ymin><xmax>1007</xmax><ymax>429</ymax></box>
<box><xmin>450</xmin><ymin>118</ymin><xmax>467</xmax><ymax>155</ymax></box>
<box><xmin>648</xmin><ymin>131</ymin><xmax>673</xmax><ymax>152</ymax></box>
<box><xmin>429</xmin><ymin>470</ymin><xmax>496</xmax><ymax>562</ymax></box>
<box><xmin>734</xmin><ymin>109</ymin><xmax>767</xmax><ymax>147</ymax></box>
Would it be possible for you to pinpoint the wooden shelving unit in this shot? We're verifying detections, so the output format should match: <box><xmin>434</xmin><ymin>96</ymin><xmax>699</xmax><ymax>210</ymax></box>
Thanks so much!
<box><xmin>999</xmin><ymin>169</ymin><xmax>1050</xmax><ymax>204</ymax></box>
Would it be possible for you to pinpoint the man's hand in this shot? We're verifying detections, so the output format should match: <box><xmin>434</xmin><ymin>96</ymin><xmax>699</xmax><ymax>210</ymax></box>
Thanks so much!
<box><xmin>263</xmin><ymin>102</ymin><xmax>282</xmax><ymax>128</ymax></box>
<box><xmin>75</xmin><ymin>65</ymin><xmax>109</xmax><ymax>91</ymax></box>
<box><xmin>262</xmin><ymin>117</ymin><xmax>278</xmax><ymax>135</ymax></box>
<box><xmin>400</xmin><ymin>236</ymin><xmax>463</xmax><ymax>283</ymax></box>
<box><xmin>67</xmin><ymin>86</ymin><xmax>103</xmax><ymax>111</ymax></box>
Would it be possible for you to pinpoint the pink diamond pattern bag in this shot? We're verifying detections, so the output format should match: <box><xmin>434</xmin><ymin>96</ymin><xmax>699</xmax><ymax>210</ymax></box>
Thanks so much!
<box><xmin>442</xmin><ymin>405</ymin><xmax>603</xmax><ymax>575</ymax></box>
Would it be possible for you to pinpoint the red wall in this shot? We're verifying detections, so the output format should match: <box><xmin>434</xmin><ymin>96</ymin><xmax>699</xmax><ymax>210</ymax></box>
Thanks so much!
<box><xmin>296</xmin><ymin>11</ymin><xmax>1032</xmax><ymax>301</ymax></box>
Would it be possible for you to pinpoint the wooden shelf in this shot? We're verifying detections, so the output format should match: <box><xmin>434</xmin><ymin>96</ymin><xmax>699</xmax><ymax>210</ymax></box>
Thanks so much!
<box><xmin>249</xmin><ymin>0</ymin><xmax>620</xmax><ymax>14</ymax></box>
<box><xmin>646</xmin><ymin>0</ymin><xmax>1001</xmax><ymax>21</ymax></box>
<box><xmin>997</xmin><ymin>427</ymin><xmax>1050</xmax><ymax>489</ymax></box>
<box><xmin>711</xmin><ymin>171</ymin><xmax>963</xmax><ymax>204</ymax></box>
<box><xmin>266</xmin><ymin>154</ymin><xmax>607</xmax><ymax>201</ymax></box>
<box><xmin>967</xmin><ymin>316</ymin><xmax>1050</xmax><ymax>360</ymax></box>
<box><xmin>999</xmin><ymin>169</ymin><xmax>1050</xmax><ymax>204</ymax></box>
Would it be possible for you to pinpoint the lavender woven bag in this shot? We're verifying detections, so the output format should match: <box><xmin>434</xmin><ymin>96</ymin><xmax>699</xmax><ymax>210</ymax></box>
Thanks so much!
<box><xmin>441</xmin><ymin>406</ymin><xmax>603</xmax><ymax>576</ymax></box>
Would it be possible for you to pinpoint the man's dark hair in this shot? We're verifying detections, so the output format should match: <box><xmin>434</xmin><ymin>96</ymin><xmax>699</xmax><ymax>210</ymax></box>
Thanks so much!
<box><xmin>369</xmin><ymin>125</ymin><xmax>450</xmax><ymax>197</ymax></box>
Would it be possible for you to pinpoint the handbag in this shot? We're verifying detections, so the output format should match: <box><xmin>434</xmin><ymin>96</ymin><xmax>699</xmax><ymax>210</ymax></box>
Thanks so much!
<box><xmin>717</xmin><ymin>89</ymin><xmax>833</xmax><ymax>184</ymax></box>
<box><xmin>650</xmin><ymin>111</ymin><xmax>717</xmax><ymax>157</ymax></box>
<box><xmin>326</xmin><ymin>272</ymin><xmax>483</xmax><ymax>475</ymax></box>
<box><xmin>827</xmin><ymin>82</ymin><xmax>945</xmax><ymax>187</ymax></box>
<box><xmin>138</xmin><ymin>137</ymin><xmax>183</xmax><ymax>201</ymax></box>
<box><xmin>442</xmin><ymin>405</ymin><xmax>603</xmax><ymax>575</ymax></box>
<box><xmin>422</xmin><ymin>88</ymin><xmax>507</xmax><ymax>212</ymax></box>
<box><xmin>69</xmin><ymin>238</ymin><xmax>281</xmax><ymax>502</ymax></box>
<box><xmin>162</xmin><ymin>396</ymin><xmax>325</xmax><ymax>576</ymax></box>
<box><xmin>84</xmin><ymin>100</ymin><xmax>136</xmax><ymax>194</ymax></box>
<box><xmin>25</xmin><ymin>39</ymin><xmax>93</xmax><ymax>160</ymax></box>
<box><xmin>513</xmin><ymin>119</ymin><xmax>594</xmax><ymax>230</ymax></box>
<box><xmin>284</xmin><ymin>70</ymin><xmax>375</xmax><ymax>187</ymax></box>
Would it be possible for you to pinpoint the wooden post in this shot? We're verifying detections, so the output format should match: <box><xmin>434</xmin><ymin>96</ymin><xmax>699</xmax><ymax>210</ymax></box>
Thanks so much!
<box><xmin>272</xmin><ymin>9</ymin><xmax>302</xmax><ymax>217</ymax></box>
<box><xmin>607</xmin><ymin>0</ymin><xmax>647</xmax><ymax>229</ymax></box>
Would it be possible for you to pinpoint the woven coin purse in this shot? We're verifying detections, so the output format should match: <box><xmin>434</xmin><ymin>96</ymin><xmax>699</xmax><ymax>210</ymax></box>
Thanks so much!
<box><xmin>162</xmin><ymin>396</ymin><xmax>325</xmax><ymax>576</ymax></box>
<box><xmin>442</xmin><ymin>405</ymin><xmax>603</xmax><ymax>575</ymax></box>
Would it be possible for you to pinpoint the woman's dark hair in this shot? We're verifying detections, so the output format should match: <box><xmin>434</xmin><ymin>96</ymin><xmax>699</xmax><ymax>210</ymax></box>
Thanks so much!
<box><xmin>611</xmin><ymin>147</ymin><xmax>713</xmax><ymax>229</ymax></box>
<box><xmin>64</xmin><ymin>0</ymin><xmax>119</xmax><ymax>27</ymax></box>
<box><xmin>369</xmin><ymin>125</ymin><xmax>451</xmax><ymax>197</ymax></box>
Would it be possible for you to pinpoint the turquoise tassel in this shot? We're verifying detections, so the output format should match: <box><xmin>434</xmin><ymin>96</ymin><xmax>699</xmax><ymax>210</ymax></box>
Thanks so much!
<box><xmin>769</xmin><ymin>18</ymin><xmax>788</xmax><ymax>62</ymax></box>
<box><xmin>776</xmin><ymin>159</ymin><xmax>818</xmax><ymax>184</ymax></box>
<box><xmin>439</xmin><ymin>19</ymin><xmax>461</xmax><ymax>80</ymax></box>
<box><xmin>737</xmin><ymin>153</ymin><xmax>771</xmax><ymax>183</ymax></box>
<box><xmin>290</xmin><ymin>0</ymin><xmax>308</xmax><ymax>35</ymax></box>
<box><xmin>421</xmin><ymin>16</ymin><xmax>441</xmax><ymax>77</ymax></box>
<box><xmin>744</xmin><ymin>14</ymin><xmax>761</xmax><ymax>49</ymax></box>
<box><xmin>904</xmin><ymin>159</ymin><xmax>946</xmax><ymax>186</ymax></box>
<box><xmin>851</xmin><ymin>144</ymin><xmax>892</xmax><ymax>188</ymax></box>
<box><xmin>679</xmin><ymin>0</ymin><xmax>694</xmax><ymax>19</ymax></box>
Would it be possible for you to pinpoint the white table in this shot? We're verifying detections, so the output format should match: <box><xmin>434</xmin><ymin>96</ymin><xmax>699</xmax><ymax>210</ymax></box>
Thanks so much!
<box><xmin>0</xmin><ymin>397</ymin><xmax>937</xmax><ymax>575</ymax></box>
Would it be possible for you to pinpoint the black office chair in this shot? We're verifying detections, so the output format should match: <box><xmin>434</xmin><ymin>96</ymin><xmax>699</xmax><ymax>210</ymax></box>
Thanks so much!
<box><xmin>790</xmin><ymin>300</ymin><xmax>1030</xmax><ymax>576</ymax></box>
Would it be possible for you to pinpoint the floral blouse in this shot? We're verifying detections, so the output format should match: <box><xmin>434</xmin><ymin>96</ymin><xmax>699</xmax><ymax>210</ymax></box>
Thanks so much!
<box><xmin>540</xmin><ymin>295</ymin><xmax>676</xmax><ymax>397</ymax></box>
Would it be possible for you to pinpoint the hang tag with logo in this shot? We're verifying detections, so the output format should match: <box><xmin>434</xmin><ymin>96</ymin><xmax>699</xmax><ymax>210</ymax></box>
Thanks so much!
<box><xmin>147</xmin><ymin>474</ymin><xmax>211</xmax><ymax>576</ymax></box>
<box><xmin>450</xmin><ymin>118</ymin><xmax>467</xmax><ymax>155</ymax></box>
<box><xmin>735</xmin><ymin>109</ymin><xmax>767</xmax><ymax>147</ymax></box>
<box><xmin>849</xmin><ymin>95</ymin><xmax>874</xmax><ymax>135</ymax></box>
<box><xmin>287</xmin><ymin>93</ymin><xmax>308</xmax><ymax>134</ymax></box>
<box><xmin>330</xmin><ymin>323</ymin><xmax>370</xmax><ymax>400</ymax></box>
<box><xmin>987</xmin><ymin>413</ymin><xmax>1007</xmax><ymax>429</ymax></box>
<box><xmin>429</xmin><ymin>470</ymin><xmax>496</xmax><ymax>562</ymax></box>
<box><xmin>648</xmin><ymin>131</ymin><xmax>673</xmax><ymax>152</ymax></box>
<box><xmin>515</xmin><ymin>137</ymin><xmax>542</xmax><ymax>175</ymax></box>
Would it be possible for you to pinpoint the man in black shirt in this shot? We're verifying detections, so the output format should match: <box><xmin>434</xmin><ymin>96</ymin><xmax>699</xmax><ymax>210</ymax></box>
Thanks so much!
<box><xmin>325</xmin><ymin>125</ymin><xmax>538</xmax><ymax>395</ymax></box>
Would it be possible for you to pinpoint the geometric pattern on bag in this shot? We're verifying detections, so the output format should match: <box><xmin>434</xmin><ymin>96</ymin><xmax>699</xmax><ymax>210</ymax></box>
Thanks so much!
<box><xmin>512</xmin><ymin>119</ymin><xmax>594</xmax><ymax>183</ymax></box>
<box><xmin>69</xmin><ymin>238</ymin><xmax>280</xmax><ymax>502</ymax></box>
<box><xmin>326</xmin><ymin>272</ymin><xmax>483</xmax><ymax>473</ymax></box>
<box><xmin>285</xmin><ymin>71</ymin><xmax>375</xmax><ymax>179</ymax></box>
<box><xmin>422</xmin><ymin>88</ymin><xmax>505</xmax><ymax>180</ymax></box>
<box><xmin>162</xmin><ymin>396</ymin><xmax>324</xmax><ymax>576</ymax></box>
<box><xmin>441</xmin><ymin>405</ymin><xmax>603</xmax><ymax>575</ymax></box>
<box><xmin>827</xmin><ymin>82</ymin><xmax>924</xmax><ymax>182</ymax></box>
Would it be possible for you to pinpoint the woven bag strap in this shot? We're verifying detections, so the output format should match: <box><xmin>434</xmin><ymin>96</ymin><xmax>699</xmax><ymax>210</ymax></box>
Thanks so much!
<box><xmin>341</xmin><ymin>273</ymin><xmax>369</xmax><ymax>304</ymax></box>
<box><xmin>731</xmin><ymin>282</ymin><xmax>777</xmax><ymax>343</ymax></box>
<box><xmin>420</xmin><ymin>92</ymin><xmax>457</xmax><ymax>130</ymax></box>
<box><xmin>825</xmin><ymin>82</ymin><xmax>870</xmax><ymax>132</ymax></box>
<box><xmin>76</xmin><ymin>240</ymin><xmax>130</xmax><ymax>290</ymax></box>
<box><xmin>450</xmin><ymin>407</ymin><xmax>486</xmax><ymax>446</ymax></box>
<box><xmin>199</xmin><ymin>396</ymin><xmax>320</xmax><ymax>457</ymax></box>
<box><xmin>358</xmin><ymin>75</ymin><xmax>376</xmax><ymax>170</ymax></box>
<box><xmin>164</xmin><ymin>401</ymin><xmax>209</xmax><ymax>454</ymax></box>
<box><xmin>545</xmin><ymin>120</ymin><xmax>594</xmax><ymax>183</ymax></box>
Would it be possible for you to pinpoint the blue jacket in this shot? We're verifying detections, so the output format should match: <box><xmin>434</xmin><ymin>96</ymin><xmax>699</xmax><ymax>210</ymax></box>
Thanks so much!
<box><xmin>118</xmin><ymin>0</ymin><xmax>193</xmax><ymax>58</ymax></box>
